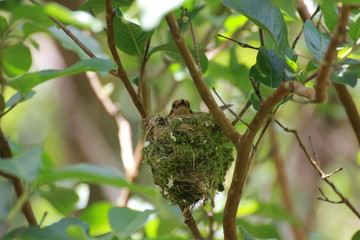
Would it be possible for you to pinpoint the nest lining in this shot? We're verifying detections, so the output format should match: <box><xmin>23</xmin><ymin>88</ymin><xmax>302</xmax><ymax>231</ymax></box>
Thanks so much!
<box><xmin>142</xmin><ymin>112</ymin><xmax>234</xmax><ymax>207</ymax></box>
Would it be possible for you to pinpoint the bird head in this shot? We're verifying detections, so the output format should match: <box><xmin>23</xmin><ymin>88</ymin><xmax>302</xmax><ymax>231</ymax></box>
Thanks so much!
<box><xmin>168</xmin><ymin>99</ymin><xmax>193</xmax><ymax>116</ymax></box>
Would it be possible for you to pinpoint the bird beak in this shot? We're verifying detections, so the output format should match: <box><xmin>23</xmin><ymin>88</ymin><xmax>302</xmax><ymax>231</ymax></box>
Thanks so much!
<box><xmin>179</xmin><ymin>99</ymin><xmax>187</xmax><ymax>107</ymax></box>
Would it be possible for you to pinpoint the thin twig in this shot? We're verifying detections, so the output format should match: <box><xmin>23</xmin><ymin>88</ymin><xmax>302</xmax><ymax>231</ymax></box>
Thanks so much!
<box><xmin>185</xmin><ymin>8</ymin><xmax>202</xmax><ymax>73</ymax></box>
<box><xmin>207</xmin><ymin>21</ymin><xmax>250</xmax><ymax>60</ymax></box>
<box><xmin>138</xmin><ymin>38</ymin><xmax>152</xmax><ymax>110</ymax></box>
<box><xmin>275</xmin><ymin>120</ymin><xmax>360</xmax><ymax>219</ymax></box>
<box><xmin>217</xmin><ymin>34</ymin><xmax>260</xmax><ymax>50</ymax></box>
<box><xmin>249</xmin><ymin>117</ymin><xmax>272</xmax><ymax>162</ymax></box>
<box><xmin>212</xmin><ymin>87</ymin><xmax>250</xmax><ymax>128</ymax></box>
<box><xmin>50</xmin><ymin>17</ymin><xmax>97</xmax><ymax>58</ymax></box>
<box><xmin>259</xmin><ymin>28</ymin><xmax>264</xmax><ymax>47</ymax></box>
<box><xmin>231</xmin><ymin>100</ymin><xmax>251</xmax><ymax>126</ymax></box>
<box><xmin>105</xmin><ymin>0</ymin><xmax>148</xmax><ymax>118</ymax></box>
<box><xmin>292</xmin><ymin>6</ymin><xmax>320</xmax><ymax>49</ymax></box>
<box><xmin>318</xmin><ymin>188</ymin><xmax>343</xmax><ymax>204</ymax></box>
<box><xmin>38</xmin><ymin>212</ymin><xmax>48</xmax><ymax>228</ymax></box>
<box><xmin>249</xmin><ymin>77</ymin><xmax>262</xmax><ymax>101</ymax></box>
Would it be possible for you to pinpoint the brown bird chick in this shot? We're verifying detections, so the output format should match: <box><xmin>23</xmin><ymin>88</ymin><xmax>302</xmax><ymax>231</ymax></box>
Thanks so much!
<box><xmin>168</xmin><ymin>99</ymin><xmax>194</xmax><ymax>116</ymax></box>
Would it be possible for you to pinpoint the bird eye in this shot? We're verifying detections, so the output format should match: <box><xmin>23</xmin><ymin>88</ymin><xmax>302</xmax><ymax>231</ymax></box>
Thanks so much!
<box><xmin>172</xmin><ymin>103</ymin><xmax>176</xmax><ymax>108</ymax></box>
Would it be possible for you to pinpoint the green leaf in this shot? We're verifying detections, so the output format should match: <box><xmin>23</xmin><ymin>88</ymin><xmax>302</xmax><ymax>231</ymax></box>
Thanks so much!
<box><xmin>351</xmin><ymin>230</ymin><xmax>360</xmax><ymax>240</ymax></box>
<box><xmin>250</xmin><ymin>47</ymin><xmax>294</xmax><ymax>88</ymax></box>
<box><xmin>113</xmin><ymin>13</ymin><xmax>154</xmax><ymax>56</ymax></box>
<box><xmin>304</xmin><ymin>20</ymin><xmax>330</xmax><ymax>60</ymax></box>
<box><xmin>38</xmin><ymin>187</ymin><xmax>79</xmax><ymax>216</ymax></box>
<box><xmin>320</xmin><ymin>0</ymin><xmax>338</xmax><ymax>32</ymax></box>
<box><xmin>5</xmin><ymin>218</ymin><xmax>90</xmax><ymax>240</ymax></box>
<box><xmin>79</xmin><ymin>0</ymin><xmax>134</xmax><ymax>15</ymax></box>
<box><xmin>80</xmin><ymin>201</ymin><xmax>112</xmax><ymax>236</ymax></box>
<box><xmin>8</xmin><ymin>58</ymin><xmax>116</xmax><ymax>93</ymax></box>
<box><xmin>66</xmin><ymin>225</ymin><xmax>92</xmax><ymax>240</ymax></box>
<box><xmin>137</xmin><ymin>0</ymin><xmax>186</xmax><ymax>30</ymax></box>
<box><xmin>5</xmin><ymin>91</ymin><xmax>36</xmax><ymax>108</ymax></box>
<box><xmin>108</xmin><ymin>207</ymin><xmax>157</xmax><ymax>238</ymax></box>
<box><xmin>48</xmin><ymin>25</ymin><xmax>108</xmax><ymax>60</ymax></box>
<box><xmin>36</xmin><ymin>163</ymin><xmax>156</xmax><ymax>197</ymax></box>
<box><xmin>223</xmin><ymin>0</ymin><xmax>290</xmax><ymax>54</ymax></box>
<box><xmin>349</xmin><ymin>17</ymin><xmax>360</xmax><ymax>42</ymax></box>
<box><xmin>0</xmin><ymin>15</ymin><xmax>7</xmax><ymax>36</ymax></box>
<box><xmin>1</xmin><ymin>44</ymin><xmax>32</xmax><ymax>78</ymax></box>
<box><xmin>0</xmin><ymin>0</ymin><xmax>21</xmax><ymax>10</ymax></box>
<box><xmin>331</xmin><ymin>65</ymin><xmax>359</xmax><ymax>87</ymax></box>
<box><xmin>13</xmin><ymin>4</ymin><xmax>45</xmax><ymax>21</ymax></box>
<box><xmin>149</xmin><ymin>43</ymin><xmax>208</xmax><ymax>73</ymax></box>
<box><xmin>44</xmin><ymin>2</ymin><xmax>103</xmax><ymax>32</ymax></box>
<box><xmin>0</xmin><ymin>146</ymin><xmax>42</xmax><ymax>183</ymax></box>
<box><xmin>239</xmin><ymin>225</ymin><xmax>278</xmax><ymax>240</ymax></box>
<box><xmin>271</xmin><ymin>0</ymin><xmax>297</xmax><ymax>19</ymax></box>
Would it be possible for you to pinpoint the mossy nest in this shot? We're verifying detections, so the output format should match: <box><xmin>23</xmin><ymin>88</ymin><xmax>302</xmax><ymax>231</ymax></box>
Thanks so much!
<box><xmin>142</xmin><ymin>112</ymin><xmax>234</xmax><ymax>207</ymax></box>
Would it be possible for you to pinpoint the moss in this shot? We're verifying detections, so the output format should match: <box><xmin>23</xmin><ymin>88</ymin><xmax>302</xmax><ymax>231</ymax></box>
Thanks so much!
<box><xmin>142</xmin><ymin>112</ymin><xmax>234</xmax><ymax>207</ymax></box>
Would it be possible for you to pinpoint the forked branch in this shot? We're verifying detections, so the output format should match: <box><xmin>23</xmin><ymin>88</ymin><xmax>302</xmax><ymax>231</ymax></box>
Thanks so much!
<box><xmin>275</xmin><ymin>120</ymin><xmax>360</xmax><ymax>219</ymax></box>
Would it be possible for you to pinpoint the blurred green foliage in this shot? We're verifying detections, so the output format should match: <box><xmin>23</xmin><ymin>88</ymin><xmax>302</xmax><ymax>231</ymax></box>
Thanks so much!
<box><xmin>0</xmin><ymin>0</ymin><xmax>359</xmax><ymax>239</ymax></box>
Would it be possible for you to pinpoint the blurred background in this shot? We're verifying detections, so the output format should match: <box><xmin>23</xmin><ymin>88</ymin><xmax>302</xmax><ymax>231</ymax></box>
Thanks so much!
<box><xmin>1</xmin><ymin>0</ymin><xmax>360</xmax><ymax>239</ymax></box>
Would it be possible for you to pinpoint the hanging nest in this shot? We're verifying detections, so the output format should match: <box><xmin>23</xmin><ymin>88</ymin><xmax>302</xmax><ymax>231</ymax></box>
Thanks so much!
<box><xmin>142</xmin><ymin>112</ymin><xmax>234</xmax><ymax>207</ymax></box>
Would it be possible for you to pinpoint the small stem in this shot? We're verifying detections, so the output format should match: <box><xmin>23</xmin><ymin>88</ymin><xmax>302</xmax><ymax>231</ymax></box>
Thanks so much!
<box><xmin>217</xmin><ymin>34</ymin><xmax>260</xmax><ymax>50</ymax></box>
<box><xmin>0</xmin><ymin>187</ymin><xmax>31</xmax><ymax>237</ymax></box>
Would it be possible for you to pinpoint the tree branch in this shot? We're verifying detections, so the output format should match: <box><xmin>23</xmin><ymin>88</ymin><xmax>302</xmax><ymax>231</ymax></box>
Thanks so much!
<box><xmin>223</xmin><ymin>81</ymin><xmax>314</xmax><ymax>240</ymax></box>
<box><xmin>275</xmin><ymin>120</ymin><xmax>360</xmax><ymax>219</ymax></box>
<box><xmin>105</xmin><ymin>0</ymin><xmax>148</xmax><ymax>118</ymax></box>
<box><xmin>180</xmin><ymin>206</ymin><xmax>204</xmax><ymax>240</ymax></box>
<box><xmin>314</xmin><ymin>4</ymin><xmax>351</xmax><ymax>103</ymax></box>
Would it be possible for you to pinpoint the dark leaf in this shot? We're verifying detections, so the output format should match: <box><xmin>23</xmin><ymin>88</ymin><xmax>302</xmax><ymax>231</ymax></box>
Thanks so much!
<box><xmin>249</xmin><ymin>47</ymin><xmax>295</xmax><ymax>88</ymax></box>
<box><xmin>223</xmin><ymin>0</ymin><xmax>290</xmax><ymax>54</ymax></box>
<box><xmin>304</xmin><ymin>20</ymin><xmax>330</xmax><ymax>60</ymax></box>
<box><xmin>113</xmin><ymin>11</ymin><xmax>154</xmax><ymax>56</ymax></box>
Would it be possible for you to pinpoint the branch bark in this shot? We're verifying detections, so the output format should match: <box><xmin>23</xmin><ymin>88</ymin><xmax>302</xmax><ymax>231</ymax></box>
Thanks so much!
<box><xmin>105</xmin><ymin>0</ymin><xmax>148</xmax><ymax>119</ymax></box>
<box><xmin>180</xmin><ymin>206</ymin><xmax>204</xmax><ymax>240</ymax></box>
<box><xmin>314</xmin><ymin>4</ymin><xmax>351</xmax><ymax>103</ymax></box>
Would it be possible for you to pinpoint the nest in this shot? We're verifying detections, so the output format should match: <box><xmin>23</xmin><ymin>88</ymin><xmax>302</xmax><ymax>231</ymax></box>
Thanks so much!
<box><xmin>142</xmin><ymin>112</ymin><xmax>234</xmax><ymax>207</ymax></box>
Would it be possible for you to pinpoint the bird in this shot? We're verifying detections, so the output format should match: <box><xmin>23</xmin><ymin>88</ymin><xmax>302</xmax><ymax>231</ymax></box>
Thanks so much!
<box><xmin>168</xmin><ymin>99</ymin><xmax>194</xmax><ymax>116</ymax></box>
